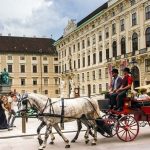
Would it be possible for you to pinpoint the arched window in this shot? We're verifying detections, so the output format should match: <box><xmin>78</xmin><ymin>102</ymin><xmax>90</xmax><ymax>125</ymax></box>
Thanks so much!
<box><xmin>132</xmin><ymin>33</ymin><xmax>138</xmax><ymax>54</ymax></box>
<box><xmin>121</xmin><ymin>38</ymin><xmax>126</xmax><ymax>55</ymax></box>
<box><xmin>112</xmin><ymin>41</ymin><xmax>117</xmax><ymax>57</ymax></box>
<box><xmin>146</xmin><ymin>27</ymin><xmax>150</xmax><ymax>47</ymax></box>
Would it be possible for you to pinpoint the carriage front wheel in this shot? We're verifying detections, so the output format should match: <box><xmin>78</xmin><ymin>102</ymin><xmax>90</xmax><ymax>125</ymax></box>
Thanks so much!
<box><xmin>116</xmin><ymin>115</ymin><xmax>139</xmax><ymax>142</ymax></box>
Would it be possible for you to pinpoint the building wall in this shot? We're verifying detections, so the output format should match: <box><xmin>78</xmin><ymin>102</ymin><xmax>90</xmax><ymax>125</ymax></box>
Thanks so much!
<box><xmin>55</xmin><ymin>0</ymin><xmax>150</xmax><ymax>97</ymax></box>
<box><xmin>0</xmin><ymin>53</ymin><xmax>60</xmax><ymax>97</ymax></box>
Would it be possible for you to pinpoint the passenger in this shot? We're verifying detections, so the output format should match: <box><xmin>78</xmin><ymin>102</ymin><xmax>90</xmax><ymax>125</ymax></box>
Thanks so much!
<box><xmin>132</xmin><ymin>88</ymin><xmax>150</xmax><ymax>107</ymax></box>
<box><xmin>115</xmin><ymin>67</ymin><xmax>133</xmax><ymax>112</ymax></box>
<box><xmin>109</xmin><ymin>69</ymin><xmax>122</xmax><ymax>109</ymax></box>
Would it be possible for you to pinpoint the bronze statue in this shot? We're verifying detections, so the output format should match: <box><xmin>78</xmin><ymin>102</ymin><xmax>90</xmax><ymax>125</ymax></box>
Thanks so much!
<box><xmin>1</xmin><ymin>68</ymin><xmax>9</xmax><ymax>85</ymax></box>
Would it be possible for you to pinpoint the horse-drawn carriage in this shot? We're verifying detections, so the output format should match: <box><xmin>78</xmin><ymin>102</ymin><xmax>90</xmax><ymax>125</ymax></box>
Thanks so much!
<box><xmin>99</xmin><ymin>97</ymin><xmax>150</xmax><ymax>142</ymax></box>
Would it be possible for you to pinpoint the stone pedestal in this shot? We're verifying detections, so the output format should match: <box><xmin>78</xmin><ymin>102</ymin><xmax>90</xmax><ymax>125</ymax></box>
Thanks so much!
<box><xmin>0</xmin><ymin>84</ymin><xmax>11</xmax><ymax>95</ymax></box>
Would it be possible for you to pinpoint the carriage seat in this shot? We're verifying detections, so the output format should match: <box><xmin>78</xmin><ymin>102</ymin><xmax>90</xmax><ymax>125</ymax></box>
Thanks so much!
<box><xmin>141</xmin><ymin>106</ymin><xmax>150</xmax><ymax>115</ymax></box>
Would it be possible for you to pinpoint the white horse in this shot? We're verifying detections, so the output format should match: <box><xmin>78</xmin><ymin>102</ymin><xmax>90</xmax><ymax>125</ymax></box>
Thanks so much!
<box><xmin>19</xmin><ymin>93</ymin><xmax>101</xmax><ymax>150</ymax></box>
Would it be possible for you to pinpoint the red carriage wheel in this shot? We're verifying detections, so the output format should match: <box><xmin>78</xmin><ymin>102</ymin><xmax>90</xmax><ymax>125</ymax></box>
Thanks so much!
<box><xmin>101</xmin><ymin>114</ymin><xmax>117</xmax><ymax>137</ymax></box>
<box><xmin>116</xmin><ymin>115</ymin><xmax>139</xmax><ymax>142</ymax></box>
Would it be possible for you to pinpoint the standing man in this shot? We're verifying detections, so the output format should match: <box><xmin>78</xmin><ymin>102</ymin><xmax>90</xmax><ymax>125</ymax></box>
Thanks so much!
<box><xmin>109</xmin><ymin>69</ymin><xmax>122</xmax><ymax>109</ymax></box>
<box><xmin>115</xmin><ymin>67</ymin><xmax>133</xmax><ymax>111</ymax></box>
<box><xmin>8</xmin><ymin>92</ymin><xmax>18</xmax><ymax>127</ymax></box>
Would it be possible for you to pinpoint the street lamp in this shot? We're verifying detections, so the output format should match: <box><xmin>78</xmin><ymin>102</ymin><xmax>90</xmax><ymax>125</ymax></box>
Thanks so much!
<box><xmin>39</xmin><ymin>49</ymin><xmax>43</xmax><ymax>94</ymax></box>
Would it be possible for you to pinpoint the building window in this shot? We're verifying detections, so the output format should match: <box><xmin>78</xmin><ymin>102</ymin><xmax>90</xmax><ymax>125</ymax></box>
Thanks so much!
<box><xmin>54</xmin><ymin>78</ymin><xmax>59</xmax><ymax>85</ymax></box>
<box><xmin>82</xmin><ymin>86</ymin><xmax>85</xmax><ymax>94</ymax></box>
<box><xmin>43</xmin><ymin>57</ymin><xmax>47</xmax><ymax>61</ymax></box>
<box><xmin>87</xmin><ymin>37</ymin><xmax>90</xmax><ymax>47</ymax></box>
<box><xmin>33</xmin><ymin>65</ymin><xmax>37</xmax><ymax>73</ymax></box>
<box><xmin>99</xmin><ymin>51</ymin><xmax>102</xmax><ymax>63</ymax></box>
<box><xmin>82</xmin><ymin>57</ymin><xmax>85</xmax><ymax>68</ymax></box>
<box><xmin>145</xmin><ymin>59</ymin><xmax>150</xmax><ymax>72</ymax></box>
<box><xmin>146</xmin><ymin>5</ymin><xmax>150</xmax><ymax>20</ymax></box>
<box><xmin>44</xmin><ymin>78</ymin><xmax>48</xmax><ymax>85</ymax></box>
<box><xmin>93</xmin><ymin>53</ymin><xmax>96</xmax><ymax>65</ymax></box>
<box><xmin>69</xmin><ymin>47</ymin><xmax>72</xmax><ymax>55</ymax></box>
<box><xmin>74</xmin><ymin>60</ymin><xmax>76</xmax><ymax>69</ymax></box>
<box><xmin>21</xmin><ymin>78</ymin><xmax>25</xmax><ymax>86</ymax></box>
<box><xmin>130</xmin><ymin>0</ymin><xmax>136</xmax><ymax>6</ymax></box>
<box><xmin>78</xmin><ymin>59</ymin><xmax>80</xmax><ymax>69</ymax></box>
<box><xmin>99</xmin><ymin>32</ymin><xmax>102</xmax><ymax>41</ymax></box>
<box><xmin>92</xmin><ymin>35</ymin><xmax>96</xmax><ymax>45</ymax></box>
<box><xmin>32</xmin><ymin>57</ymin><xmax>37</xmax><ymax>60</ymax></box>
<box><xmin>106</xmin><ymin>49</ymin><xmax>109</xmax><ymax>60</ymax></box>
<box><xmin>77</xmin><ymin>74</ymin><xmax>80</xmax><ymax>82</ymax></box>
<box><xmin>112</xmin><ymin>41</ymin><xmax>117</xmax><ymax>57</ymax></box>
<box><xmin>99</xmin><ymin>69</ymin><xmax>102</xmax><ymax>79</ymax></box>
<box><xmin>20</xmin><ymin>64</ymin><xmax>25</xmax><ymax>73</ymax></box>
<box><xmin>88</xmin><ymin>55</ymin><xmax>90</xmax><ymax>66</ymax></box>
<box><xmin>120</xmin><ymin>3</ymin><xmax>123</xmax><ymax>12</ymax></box>
<box><xmin>55</xmin><ymin>66</ymin><xmax>59</xmax><ymax>73</ymax></box>
<box><xmin>120</xmin><ymin>19</ymin><xmax>125</xmax><ymax>31</ymax></box>
<box><xmin>73</xmin><ymin>44</ymin><xmax>76</xmax><ymax>53</ymax></box>
<box><xmin>54</xmin><ymin>57</ymin><xmax>58</xmax><ymax>61</ymax></box>
<box><xmin>8</xmin><ymin>64</ymin><xmax>12</xmax><ymax>73</ymax></box>
<box><xmin>20</xmin><ymin>56</ymin><xmax>25</xmax><ymax>60</ymax></box>
<box><xmin>9</xmin><ymin>79</ymin><xmax>13</xmax><ymax>85</ymax></box>
<box><xmin>93</xmin><ymin>85</ymin><xmax>96</xmax><ymax>93</ymax></box>
<box><xmin>55</xmin><ymin>90</ymin><xmax>59</xmax><ymax>94</ymax></box>
<box><xmin>132</xmin><ymin>32</ymin><xmax>138</xmax><ymax>54</ymax></box>
<box><xmin>146</xmin><ymin>27</ymin><xmax>150</xmax><ymax>48</ymax></box>
<box><xmin>93</xmin><ymin>71</ymin><xmax>96</xmax><ymax>80</ymax></box>
<box><xmin>33</xmin><ymin>78</ymin><xmax>37</xmax><ymax>85</ymax></box>
<box><xmin>8</xmin><ymin>56</ymin><xmax>12</xmax><ymax>60</ymax></box>
<box><xmin>106</xmin><ymin>83</ymin><xmax>109</xmax><ymax>91</ymax></box>
<box><xmin>82</xmin><ymin>73</ymin><xmax>84</xmax><ymax>82</ymax></box>
<box><xmin>112</xmin><ymin>23</ymin><xmax>116</xmax><ymax>35</ymax></box>
<box><xmin>78</xmin><ymin>42</ymin><xmax>80</xmax><ymax>51</ymax></box>
<box><xmin>82</xmin><ymin>40</ymin><xmax>85</xmax><ymax>49</ymax></box>
<box><xmin>121</xmin><ymin>38</ymin><xmax>126</xmax><ymax>55</ymax></box>
<box><xmin>132</xmin><ymin>12</ymin><xmax>137</xmax><ymax>26</ymax></box>
<box><xmin>105</xmin><ymin>28</ymin><xmax>109</xmax><ymax>38</ymax></box>
<box><xmin>44</xmin><ymin>90</ymin><xmax>48</xmax><ymax>95</ymax></box>
<box><xmin>87</xmin><ymin>72</ymin><xmax>89</xmax><ymax>81</ymax></box>
<box><xmin>99</xmin><ymin>84</ymin><xmax>102</xmax><ymax>93</ymax></box>
<box><xmin>105</xmin><ymin>68</ymin><xmax>108</xmax><ymax>78</ymax></box>
<box><xmin>44</xmin><ymin>65</ymin><xmax>48</xmax><ymax>73</ymax></box>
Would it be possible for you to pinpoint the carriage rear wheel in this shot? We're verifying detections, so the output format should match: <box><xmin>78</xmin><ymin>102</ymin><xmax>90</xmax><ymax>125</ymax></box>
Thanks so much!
<box><xmin>102</xmin><ymin>114</ymin><xmax>117</xmax><ymax>137</ymax></box>
<box><xmin>116</xmin><ymin>115</ymin><xmax>139</xmax><ymax>142</ymax></box>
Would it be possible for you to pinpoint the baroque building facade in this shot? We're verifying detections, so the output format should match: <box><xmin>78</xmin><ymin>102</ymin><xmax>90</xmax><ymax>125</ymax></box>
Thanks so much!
<box><xmin>0</xmin><ymin>36</ymin><xmax>59</xmax><ymax>97</ymax></box>
<box><xmin>55</xmin><ymin>0</ymin><xmax>150</xmax><ymax>98</ymax></box>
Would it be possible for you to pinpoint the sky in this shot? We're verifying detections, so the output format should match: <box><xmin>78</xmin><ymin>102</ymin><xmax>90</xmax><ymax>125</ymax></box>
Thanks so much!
<box><xmin>0</xmin><ymin>0</ymin><xmax>107</xmax><ymax>40</ymax></box>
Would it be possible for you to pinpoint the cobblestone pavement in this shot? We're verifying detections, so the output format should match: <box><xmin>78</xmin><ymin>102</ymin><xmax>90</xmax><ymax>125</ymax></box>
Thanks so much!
<box><xmin>0</xmin><ymin>118</ymin><xmax>150</xmax><ymax>150</ymax></box>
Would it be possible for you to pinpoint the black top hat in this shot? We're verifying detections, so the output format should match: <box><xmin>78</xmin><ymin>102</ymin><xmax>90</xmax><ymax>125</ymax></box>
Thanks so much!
<box><xmin>111</xmin><ymin>68</ymin><xmax>118</xmax><ymax>74</ymax></box>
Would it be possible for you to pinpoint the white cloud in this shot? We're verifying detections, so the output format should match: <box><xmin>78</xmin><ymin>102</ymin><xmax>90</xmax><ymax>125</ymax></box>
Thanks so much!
<box><xmin>0</xmin><ymin>0</ymin><xmax>107</xmax><ymax>39</ymax></box>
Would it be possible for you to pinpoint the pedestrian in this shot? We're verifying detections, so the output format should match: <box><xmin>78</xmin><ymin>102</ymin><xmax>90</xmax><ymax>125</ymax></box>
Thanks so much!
<box><xmin>0</xmin><ymin>96</ymin><xmax>9</xmax><ymax>130</ymax></box>
<box><xmin>8</xmin><ymin>92</ymin><xmax>18</xmax><ymax>127</ymax></box>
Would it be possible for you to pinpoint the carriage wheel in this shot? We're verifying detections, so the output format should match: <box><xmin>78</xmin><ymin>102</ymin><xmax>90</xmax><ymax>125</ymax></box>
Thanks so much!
<box><xmin>116</xmin><ymin>115</ymin><xmax>139</xmax><ymax>142</ymax></box>
<box><xmin>101</xmin><ymin>114</ymin><xmax>117</xmax><ymax>137</ymax></box>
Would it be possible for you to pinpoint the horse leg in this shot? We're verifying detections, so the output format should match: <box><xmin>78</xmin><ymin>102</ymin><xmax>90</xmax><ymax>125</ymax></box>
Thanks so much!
<box><xmin>37</xmin><ymin>121</ymin><xmax>46</xmax><ymax>145</ymax></box>
<box><xmin>49</xmin><ymin>126</ymin><xmax>55</xmax><ymax>145</ymax></box>
<box><xmin>53</xmin><ymin>124</ymin><xmax>70</xmax><ymax>148</ymax></box>
<box><xmin>39</xmin><ymin>125</ymin><xmax>51</xmax><ymax>150</ymax></box>
<box><xmin>91</xmin><ymin>123</ymin><xmax>97</xmax><ymax>146</ymax></box>
<box><xmin>71</xmin><ymin>119</ymin><xmax>82</xmax><ymax>143</ymax></box>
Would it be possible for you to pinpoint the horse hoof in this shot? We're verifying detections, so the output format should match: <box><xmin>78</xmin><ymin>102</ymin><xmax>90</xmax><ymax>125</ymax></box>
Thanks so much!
<box><xmin>85</xmin><ymin>140</ymin><xmax>89</xmax><ymax>144</ymax></box>
<box><xmin>91</xmin><ymin>142</ymin><xmax>96</xmax><ymax>146</ymax></box>
<box><xmin>71</xmin><ymin>139</ymin><xmax>76</xmax><ymax>143</ymax></box>
<box><xmin>65</xmin><ymin>145</ymin><xmax>70</xmax><ymax>148</ymax></box>
<box><xmin>38</xmin><ymin>138</ymin><xmax>43</xmax><ymax>145</ymax></box>
<box><xmin>49</xmin><ymin>141</ymin><xmax>54</xmax><ymax>145</ymax></box>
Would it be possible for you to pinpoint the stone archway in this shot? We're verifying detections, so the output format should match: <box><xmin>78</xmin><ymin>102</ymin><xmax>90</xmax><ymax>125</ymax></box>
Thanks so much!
<box><xmin>131</xmin><ymin>66</ymin><xmax>140</xmax><ymax>89</ymax></box>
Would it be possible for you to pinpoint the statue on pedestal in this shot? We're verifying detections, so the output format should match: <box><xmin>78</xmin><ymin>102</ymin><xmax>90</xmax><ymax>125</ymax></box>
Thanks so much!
<box><xmin>1</xmin><ymin>68</ymin><xmax>9</xmax><ymax>85</ymax></box>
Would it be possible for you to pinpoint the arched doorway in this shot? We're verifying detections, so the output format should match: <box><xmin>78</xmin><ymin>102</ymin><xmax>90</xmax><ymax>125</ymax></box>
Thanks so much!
<box><xmin>131</xmin><ymin>66</ymin><xmax>140</xmax><ymax>89</ymax></box>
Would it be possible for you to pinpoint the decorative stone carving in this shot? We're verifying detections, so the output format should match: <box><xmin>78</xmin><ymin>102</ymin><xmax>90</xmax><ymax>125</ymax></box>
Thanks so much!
<box><xmin>64</xmin><ymin>19</ymin><xmax>77</xmax><ymax>36</ymax></box>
